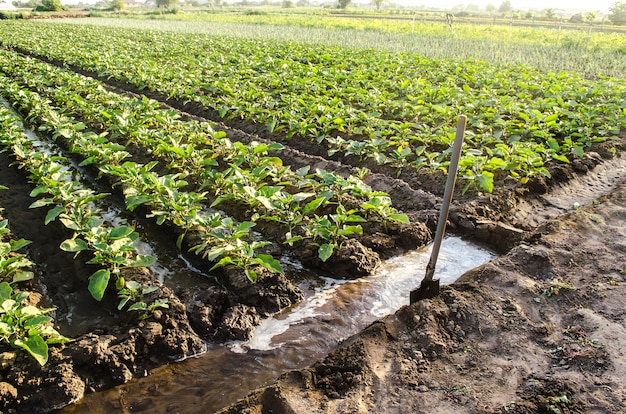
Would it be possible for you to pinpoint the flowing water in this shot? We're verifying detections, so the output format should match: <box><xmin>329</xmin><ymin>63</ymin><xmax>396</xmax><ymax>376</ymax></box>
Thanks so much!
<box><xmin>60</xmin><ymin>237</ymin><xmax>495</xmax><ymax>413</ymax></box>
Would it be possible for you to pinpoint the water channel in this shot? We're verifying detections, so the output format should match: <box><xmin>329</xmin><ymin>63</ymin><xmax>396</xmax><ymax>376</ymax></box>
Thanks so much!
<box><xmin>60</xmin><ymin>237</ymin><xmax>495</xmax><ymax>413</ymax></box>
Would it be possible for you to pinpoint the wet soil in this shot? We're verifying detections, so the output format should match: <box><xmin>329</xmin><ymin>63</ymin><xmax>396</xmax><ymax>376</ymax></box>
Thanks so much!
<box><xmin>0</xmin><ymin>48</ymin><xmax>625</xmax><ymax>413</ymax></box>
<box><xmin>219</xmin><ymin>173</ymin><xmax>626</xmax><ymax>414</ymax></box>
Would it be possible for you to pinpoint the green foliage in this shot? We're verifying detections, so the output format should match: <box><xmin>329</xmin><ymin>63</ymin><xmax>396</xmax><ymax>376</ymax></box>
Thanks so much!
<box><xmin>0</xmin><ymin>282</ymin><xmax>70</xmax><ymax>366</ymax></box>
<box><xmin>609</xmin><ymin>2</ymin><xmax>626</xmax><ymax>25</ymax></box>
<box><xmin>1</xmin><ymin>21</ymin><xmax>621</xmax><ymax>196</ymax></box>
<box><xmin>33</xmin><ymin>0</ymin><xmax>64</xmax><ymax>11</ymax></box>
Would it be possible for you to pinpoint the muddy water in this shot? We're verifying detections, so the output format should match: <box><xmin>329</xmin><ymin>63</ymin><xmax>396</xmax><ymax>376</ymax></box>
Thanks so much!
<box><xmin>60</xmin><ymin>237</ymin><xmax>494</xmax><ymax>414</ymax></box>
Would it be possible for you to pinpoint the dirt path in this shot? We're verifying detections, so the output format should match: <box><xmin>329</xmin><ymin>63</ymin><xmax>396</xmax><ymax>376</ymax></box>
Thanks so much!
<box><xmin>219</xmin><ymin>174</ymin><xmax>626</xmax><ymax>413</ymax></box>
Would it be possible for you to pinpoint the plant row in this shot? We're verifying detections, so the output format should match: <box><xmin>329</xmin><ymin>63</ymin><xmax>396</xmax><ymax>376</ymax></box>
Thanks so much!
<box><xmin>0</xmin><ymin>21</ymin><xmax>624</xmax><ymax>193</ymax></box>
<box><xmin>0</xmin><ymin>198</ymin><xmax>68</xmax><ymax>367</ymax></box>
<box><xmin>0</xmin><ymin>99</ymin><xmax>167</xmax><ymax>318</ymax></box>
<box><xmin>0</xmin><ymin>49</ymin><xmax>410</xmax><ymax>265</ymax></box>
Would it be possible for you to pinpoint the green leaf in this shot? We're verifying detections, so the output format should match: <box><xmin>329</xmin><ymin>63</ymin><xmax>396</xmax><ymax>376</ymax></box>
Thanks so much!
<box><xmin>318</xmin><ymin>243</ymin><xmax>334</xmax><ymax>262</ymax></box>
<box><xmin>0</xmin><ymin>242</ymin><xmax>10</xmax><ymax>257</ymax></box>
<box><xmin>126</xmin><ymin>195</ymin><xmax>154</xmax><ymax>211</ymax></box>
<box><xmin>210</xmin><ymin>194</ymin><xmax>233</xmax><ymax>207</ymax></box>
<box><xmin>256</xmin><ymin>254</ymin><xmax>283</xmax><ymax>274</ymax></box>
<box><xmin>60</xmin><ymin>238</ymin><xmax>88</xmax><ymax>253</ymax></box>
<box><xmin>283</xmin><ymin>235</ymin><xmax>303</xmax><ymax>245</ymax></box>
<box><xmin>476</xmin><ymin>171</ymin><xmax>494</xmax><ymax>193</ymax></box>
<box><xmin>44</xmin><ymin>206</ymin><xmax>64</xmax><ymax>225</ymax></box>
<box><xmin>12</xmin><ymin>271</ymin><xmax>34</xmax><ymax>284</ymax></box>
<box><xmin>108</xmin><ymin>226</ymin><xmax>135</xmax><ymax>240</ymax></box>
<box><xmin>389</xmin><ymin>213</ymin><xmax>410</xmax><ymax>224</ymax></box>
<box><xmin>303</xmin><ymin>191</ymin><xmax>333</xmax><ymax>215</ymax></box>
<box><xmin>245</xmin><ymin>269</ymin><xmax>258</xmax><ymax>283</ymax></box>
<box><xmin>88</xmin><ymin>269</ymin><xmax>111</xmax><ymax>301</ymax></box>
<box><xmin>176</xmin><ymin>233</ymin><xmax>185</xmax><ymax>250</ymax></box>
<box><xmin>29</xmin><ymin>198</ymin><xmax>53</xmax><ymax>209</ymax></box>
<box><xmin>127</xmin><ymin>255</ymin><xmax>157</xmax><ymax>268</ymax></box>
<box><xmin>266</xmin><ymin>120</ymin><xmax>276</xmax><ymax>133</ymax></box>
<box><xmin>128</xmin><ymin>302</ymin><xmax>147</xmax><ymax>311</ymax></box>
<box><xmin>209</xmin><ymin>256</ymin><xmax>235</xmax><ymax>270</ymax></box>
<box><xmin>207</xmin><ymin>246</ymin><xmax>226</xmax><ymax>261</ymax></box>
<box><xmin>29</xmin><ymin>186</ymin><xmax>50</xmax><ymax>197</ymax></box>
<box><xmin>0</xmin><ymin>281</ymin><xmax>11</xmax><ymax>301</ymax></box>
<box><xmin>552</xmin><ymin>154</ymin><xmax>570</xmax><ymax>164</ymax></box>
<box><xmin>14</xmin><ymin>335</ymin><xmax>48</xmax><ymax>366</ymax></box>
<box><xmin>235</xmin><ymin>221</ymin><xmax>256</xmax><ymax>233</ymax></box>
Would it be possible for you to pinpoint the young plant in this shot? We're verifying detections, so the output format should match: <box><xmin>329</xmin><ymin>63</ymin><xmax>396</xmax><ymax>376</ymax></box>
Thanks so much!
<box><xmin>0</xmin><ymin>282</ymin><xmax>70</xmax><ymax>366</ymax></box>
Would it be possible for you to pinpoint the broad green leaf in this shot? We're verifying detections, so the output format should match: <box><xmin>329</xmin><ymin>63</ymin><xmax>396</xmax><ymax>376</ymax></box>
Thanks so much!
<box><xmin>235</xmin><ymin>221</ymin><xmax>256</xmax><ymax>233</ymax></box>
<box><xmin>88</xmin><ymin>269</ymin><xmax>111</xmax><ymax>301</ymax></box>
<box><xmin>141</xmin><ymin>286</ymin><xmax>159</xmax><ymax>295</ymax></box>
<box><xmin>477</xmin><ymin>172</ymin><xmax>494</xmax><ymax>193</ymax></box>
<box><xmin>0</xmin><ymin>242</ymin><xmax>10</xmax><ymax>257</ymax></box>
<box><xmin>127</xmin><ymin>255</ymin><xmax>157</xmax><ymax>268</ymax></box>
<box><xmin>14</xmin><ymin>335</ymin><xmax>48</xmax><ymax>366</ymax></box>
<box><xmin>256</xmin><ymin>254</ymin><xmax>284</xmax><ymax>274</ymax></box>
<box><xmin>29</xmin><ymin>198</ymin><xmax>53</xmax><ymax>209</ymax></box>
<box><xmin>9</xmin><ymin>238</ymin><xmax>31</xmax><ymax>252</ymax></box>
<box><xmin>318</xmin><ymin>243</ymin><xmax>334</xmax><ymax>262</ymax></box>
<box><xmin>207</xmin><ymin>246</ymin><xmax>226</xmax><ymax>261</ymax></box>
<box><xmin>345</xmin><ymin>214</ymin><xmax>367</xmax><ymax>223</ymax></box>
<box><xmin>0</xmin><ymin>282</ymin><xmax>12</xmax><ymax>301</ymax></box>
<box><xmin>23</xmin><ymin>315</ymin><xmax>52</xmax><ymax>328</ymax></box>
<box><xmin>108</xmin><ymin>226</ymin><xmax>135</xmax><ymax>240</ymax></box>
<box><xmin>389</xmin><ymin>213</ymin><xmax>410</xmax><ymax>224</ymax></box>
<box><xmin>283</xmin><ymin>235</ymin><xmax>303</xmax><ymax>245</ymax></box>
<box><xmin>12</xmin><ymin>271</ymin><xmax>34</xmax><ymax>284</ymax></box>
<box><xmin>209</xmin><ymin>256</ymin><xmax>235</xmax><ymax>270</ymax></box>
<box><xmin>128</xmin><ymin>302</ymin><xmax>147</xmax><ymax>311</ymax></box>
<box><xmin>210</xmin><ymin>194</ymin><xmax>233</xmax><ymax>207</ymax></box>
<box><xmin>29</xmin><ymin>186</ymin><xmax>50</xmax><ymax>197</ymax></box>
<box><xmin>44</xmin><ymin>206</ymin><xmax>64</xmax><ymax>225</ymax></box>
<box><xmin>126</xmin><ymin>195</ymin><xmax>154</xmax><ymax>211</ymax></box>
<box><xmin>303</xmin><ymin>194</ymin><xmax>329</xmax><ymax>215</ymax></box>
<box><xmin>59</xmin><ymin>218</ymin><xmax>81</xmax><ymax>231</ymax></box>
<box><xmin>552</xmin><ymin>154</ymin><xmax>570</xmax><ymax>164</ymax></box>
<box><xmin>60</xmin><ymin>238</ymin><xmax>88</xmax><ymax>253</ymax></box>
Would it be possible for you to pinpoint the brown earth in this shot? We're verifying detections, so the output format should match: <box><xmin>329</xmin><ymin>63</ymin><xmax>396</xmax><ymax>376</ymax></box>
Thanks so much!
<box><xmin>1</xmin><ymin>48</ymin><xmax>625</xmax><ymax>413</ymax></box>
<box><xmin>218</xmin><ymin>168</ymin><xmax>626</xmax><ymax>414</ymax></box>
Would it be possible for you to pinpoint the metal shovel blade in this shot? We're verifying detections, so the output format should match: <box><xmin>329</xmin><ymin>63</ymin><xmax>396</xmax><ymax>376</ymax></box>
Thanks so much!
<box><xmin>410</xmin><ymin>115</ymin><xmax>466</xmax><ymax>304</ymax></box>
<box><xmin>410</xmin><ymin>278</ymin><xmax>440</xmax><ymax>303</ymax></box>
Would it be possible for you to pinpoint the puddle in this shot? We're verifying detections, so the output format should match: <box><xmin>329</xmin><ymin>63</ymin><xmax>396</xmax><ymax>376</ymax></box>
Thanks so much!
<box><xmin>60</xmin><ymin>236</ymin><xmax>495</xmax><ymax>414</ymax></box>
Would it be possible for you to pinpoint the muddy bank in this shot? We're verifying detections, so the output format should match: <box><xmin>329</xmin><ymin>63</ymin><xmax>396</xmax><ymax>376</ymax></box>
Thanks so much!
<box><xmin>219</xmin><ymin>177</ymin><xmax>626</xmax><ymax>413</ymax></box>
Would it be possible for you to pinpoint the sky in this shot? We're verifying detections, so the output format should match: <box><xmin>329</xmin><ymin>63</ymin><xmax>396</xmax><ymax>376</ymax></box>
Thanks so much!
<box><xmin>395</xmin><ymin>0</ymin><xmax>616</xmax><ymax>12</ymax></box>
<box><xmin>57</xmin><ymin>0</ymin><xmax>618</xmax><ymax>13</ymax></box>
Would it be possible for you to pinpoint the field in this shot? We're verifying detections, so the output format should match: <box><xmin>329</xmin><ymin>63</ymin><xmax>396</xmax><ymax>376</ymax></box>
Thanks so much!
<box><xmin>0</xmin><ymin>10</ymin><xmax>625</xmax><ymax>413</ymax></box>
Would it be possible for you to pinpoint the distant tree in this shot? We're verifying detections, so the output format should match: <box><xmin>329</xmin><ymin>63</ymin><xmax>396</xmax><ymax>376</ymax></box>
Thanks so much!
<box><xmin>498</xmin><ymin>0</ymin><xmax>511</xmax><ymax>13</ymax></box>
<box><xmin>485</xmin><ymin>3</ymin><xmax>496</xmax><ymax>12</ymax></box>
<box><xmin>608</xmin><ymin>2</ymin><xmax>626</xmax><ymax>25</ymax></box>
<box><xmin>33</xmin><ymin>0</ymin><xmax>64</xmax><ymax>11</ymax></box>
<box><xmin>544</xmin><ymin>8</ymin><xmax>555</xmax><ymax>20</ymax></box>
<box><xmin>296</xmin><ymin>0</ymin><xmax>309</xmax><ymax>5</ymax></box>
<box><xmin>109</xmin><ymin>0</ymin><xmax>125</xmax><ymax>10</ymax></box>
<box><xmin>584</xmin><ymin>11</ymin><xmax>596</xmax><ymax>23</ymax></box>
<box><xmin>372</xmin><ymin>0</ymin><xmax>388</xmax><ymax>10</ymax></box>
<box><xmin>569</xmin><ymin>12</ymin><xmax>583</xmax><ymax>23</ymax></box>
<box><xmin>338</xmin><ymin>0</ymin><xmax>350</xmax><ymax>8</ymax></box>
<box><xmin>524</xmin><ymin>10</ymin><xmax>533</xmax><ymax>19</ymax></box>
<box><xmin>155</xmin><ymin>0</ymin><xmax>176</xmax><ymax>7</ymax></box>
<box><xmin>282</xmin><ymin>0</ymin><xmax>294</xmax><ymax>7</ymax></box>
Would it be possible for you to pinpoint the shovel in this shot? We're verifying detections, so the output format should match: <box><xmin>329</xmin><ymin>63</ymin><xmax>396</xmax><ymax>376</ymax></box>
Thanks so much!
<box><xmin>410</xmin><ymin>115</ymin><xmax>467</xmax><ymax>304</ymax></box>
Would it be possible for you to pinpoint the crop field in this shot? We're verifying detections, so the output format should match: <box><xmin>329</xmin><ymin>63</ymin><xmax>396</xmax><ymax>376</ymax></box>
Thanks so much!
<box><xmin>0</xmin><ymin>15</ymin><xmax>625</xmax><ymax>413</ymax></box>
